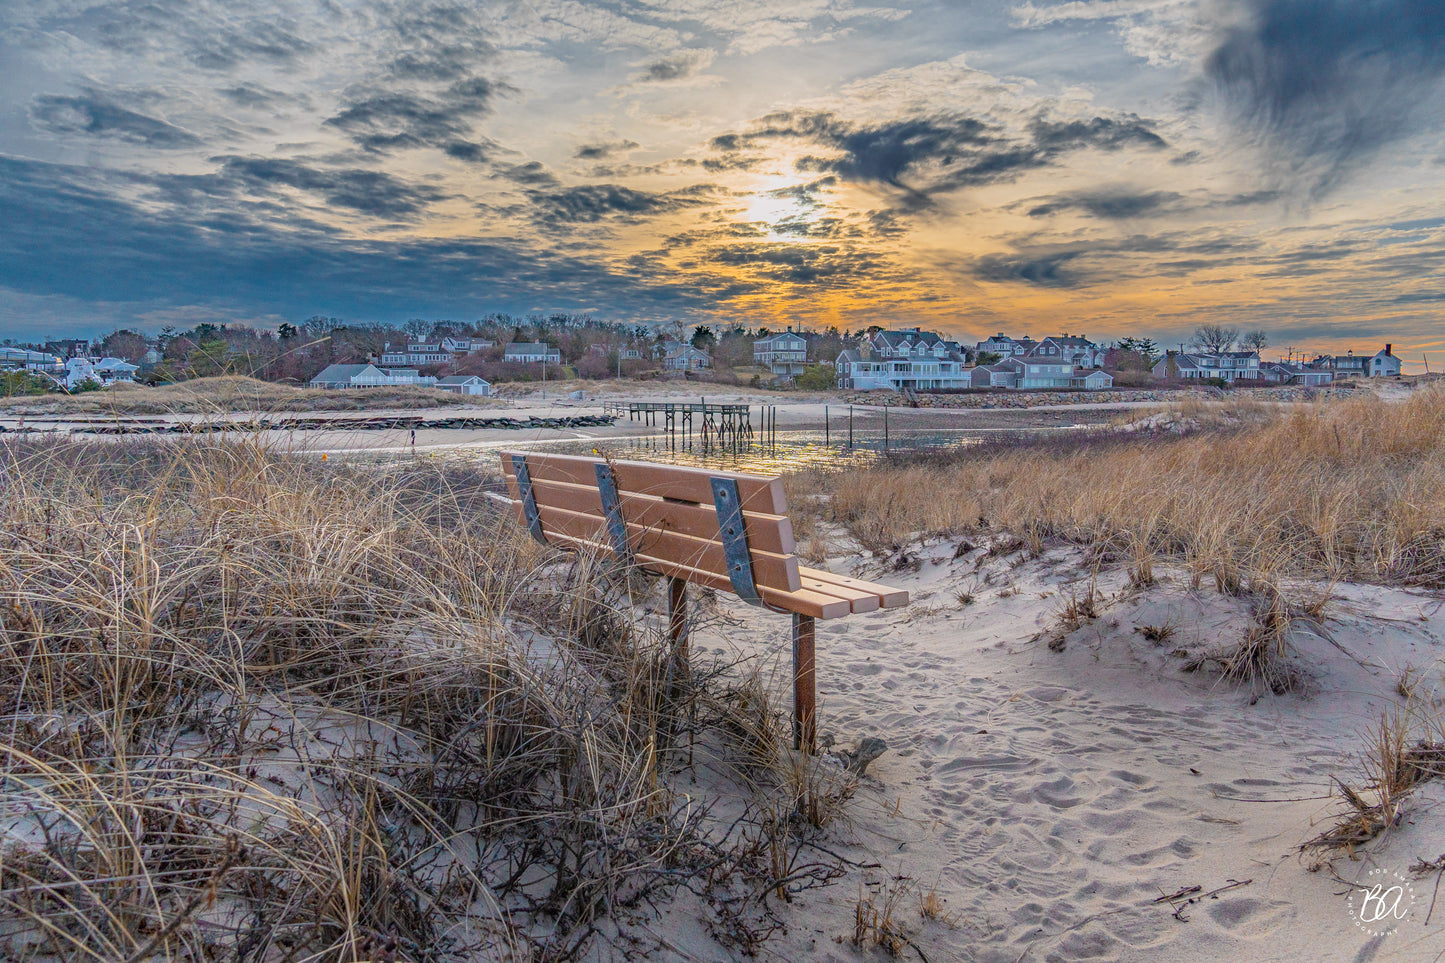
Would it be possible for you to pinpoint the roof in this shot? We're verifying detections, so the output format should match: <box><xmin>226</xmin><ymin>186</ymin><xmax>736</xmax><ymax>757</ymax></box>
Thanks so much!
<box><xmin>438</xmin><ymin>375</ymin><xmax>488</xmax><ymax>384</ymax></box>
<box><xmin>755</xmin><ymin>331</ymin><xmax>806</xmax><ymax>346</ymax></box>
<box><xmin>1073</xmin><ymin>367</ymin><xmax>1110</xmax><ymax>377</ymax></box>
<box><xmin>1042</xmin><ymin>336</ymin><xmax>1097</xmax><ymax>348</ymax></box>
<box><xmin>504</xmin><ymin>342</ymin><xmax>557</xmax><ymax>355</ymax></box>
<box><xmin>836</xmin><ymin>349</ymin><xmax>861</xmax><ymax>363</ymax></box>
<box><xmin>311</xmin><ymin>363</ymin><xmax>380</xmax><ymax>382</ymax></box>
<box><xmin>873</xmin><ymin>329</ymin><xmax>943</xmax><ymax>347</ymax></box>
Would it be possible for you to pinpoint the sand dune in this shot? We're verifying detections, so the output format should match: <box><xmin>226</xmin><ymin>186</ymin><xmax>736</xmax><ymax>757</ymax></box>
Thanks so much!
<box><xmin>666</xmin><ymin>537</ymin><xmax>1445</xmax><ymax>962</ymax></box>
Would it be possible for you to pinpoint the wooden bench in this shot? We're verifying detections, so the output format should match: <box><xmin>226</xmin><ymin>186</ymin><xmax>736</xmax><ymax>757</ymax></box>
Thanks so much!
<box><xmin>495</xmin><ymin>450</ymin><xmax>908</xmax><ymax>752</ymax></box>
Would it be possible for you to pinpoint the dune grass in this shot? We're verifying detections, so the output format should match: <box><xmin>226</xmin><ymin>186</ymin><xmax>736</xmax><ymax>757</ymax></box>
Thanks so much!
<box><xmin>0</xmin><ymin>375</ymin><xmax>499</xmax><ymax>416</ymax></box>
<box><xmin>789</xmin><ymin>387</ymin><xmax>1445</xmax><ymax>590</ymax></box>
<box><xmin>0</xmin><ymin>437</ymin><xmax>844</xmax><ymax>960</ymax></box>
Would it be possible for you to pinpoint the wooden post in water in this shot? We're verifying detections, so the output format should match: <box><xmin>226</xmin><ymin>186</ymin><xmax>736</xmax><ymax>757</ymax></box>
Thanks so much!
<box><xmin>793</xmin><ymin>614</ymin><xmax>816</xmax><ymax>753</ymax></box>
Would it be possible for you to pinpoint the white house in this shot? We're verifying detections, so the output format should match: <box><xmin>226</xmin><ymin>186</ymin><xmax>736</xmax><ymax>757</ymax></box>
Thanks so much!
<box><xmin>310</xmin><ymin>363</ymin><xmax>438</xmax><ymax>389</ymax></box>
<box><xmin>838</xmin><ymin>328</ymin><xmax>971</xmax><ymax>390</ymax></box>
<box><xmin>1369</xmin><ymin>345</ymin><xmax>1402</xmax><ymax>377</ymax></box>
<box><xmin>503</xmin><ymin>342</ymin><xmax>561</xmax><ymax>364</ymax></box>
<box><xmin>435</xmin><ymin>374</ymin><xmax>493</xmax><ymax>396</ymax></box>
<box><xmin>753</xmin><ymin>329</ymin><xmax>808</xmax><ymax>378</ymax></box>
<box><xmin>64</xmin><ymin>357</ymin><xmax>139</xmax><ymax>389</ymax></box>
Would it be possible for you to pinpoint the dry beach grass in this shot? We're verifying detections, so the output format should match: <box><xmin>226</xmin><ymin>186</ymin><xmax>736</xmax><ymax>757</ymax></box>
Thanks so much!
<box><xmin>0</xmin><ymin>438</ymin><xmax>850</xmax><ymax>961</ymax></box>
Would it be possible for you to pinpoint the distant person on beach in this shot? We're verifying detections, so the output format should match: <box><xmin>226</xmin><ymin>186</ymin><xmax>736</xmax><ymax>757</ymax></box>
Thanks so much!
<box><xmin>410</xmin><ymin>429</ymin><xmax>416</xmax><ymax>447</ymax></box>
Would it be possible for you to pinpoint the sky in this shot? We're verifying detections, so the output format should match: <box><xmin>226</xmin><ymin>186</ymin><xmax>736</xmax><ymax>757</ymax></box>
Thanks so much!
<box><xmin>1</xmin><ymin>0</ymin><xmax>1443</xmax><ymax>363</ymax></box>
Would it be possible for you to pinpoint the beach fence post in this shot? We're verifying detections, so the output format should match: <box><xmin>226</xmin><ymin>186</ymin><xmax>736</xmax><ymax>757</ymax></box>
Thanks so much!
<box><xmin>792</xmin><ymin>613</ymin><xmax>816</xmax><ymax>753</ymax></box>
<box><xmin>848</xmin><ymin>405</ymin><xmax>853</xmax><ymax>449</ymax></box>
<box><xmin>825</xmin><ymin>405</ymin><xmax>829</xmax><ymax>446</ymax></box>
<box><xmin>884</xmin><ymin>404</ymin><xmax>889</xmax><ymax>451</ymax></box>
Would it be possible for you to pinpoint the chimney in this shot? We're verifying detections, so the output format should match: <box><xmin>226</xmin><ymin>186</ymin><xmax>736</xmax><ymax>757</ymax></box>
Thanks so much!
<box><xmin>1385</xmin><ymin>343</ymin><xmax>1393</xmax><ymax>356</ymax></box>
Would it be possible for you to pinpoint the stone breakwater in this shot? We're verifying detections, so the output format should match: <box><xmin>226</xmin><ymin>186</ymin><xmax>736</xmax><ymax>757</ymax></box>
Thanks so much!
<box><xmin>1</xmin><ymin>414</ymin><xmax>618</xmax><ymax>435</ymax></box>
<box><xmin>840</xmin><ymin>384</ymin><xmax>1360</xmax><ymax>409</ymax></box>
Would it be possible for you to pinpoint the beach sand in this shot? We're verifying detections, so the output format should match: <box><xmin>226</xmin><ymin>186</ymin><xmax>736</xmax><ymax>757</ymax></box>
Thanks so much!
<box><xmin>647</xmin><ymin>537</ymin><xmax>1445</xmax><ymax>962</ymax></box>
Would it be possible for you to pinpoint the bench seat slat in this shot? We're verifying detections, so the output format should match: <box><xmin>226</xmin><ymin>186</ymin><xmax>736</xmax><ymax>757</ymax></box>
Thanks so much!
<box><xmin>502</xmin><ymin>450</ymin><xmax>786</xmax><ymax>514</ymax></box>
<box><xmin>798</xmin><ymin>566</ymin><xmax>910</xmax><ymax>609</ymax></box>
<box><xmin>532</xmin><ymin>528</ymin><xmax>852</xmax><ymax>619</ymax></box>
<box><xmin>794</xmin><ymin>574</ymin><xmax>880</xmax><ymax>614</ymax></box>
<box><xmin>503</xmin><ymin>471</ymin><xmax>796</xmax><ymax>555</ymax></box>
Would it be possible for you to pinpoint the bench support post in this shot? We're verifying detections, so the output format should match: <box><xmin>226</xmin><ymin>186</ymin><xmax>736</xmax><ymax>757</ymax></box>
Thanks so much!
<box><xmin>667</xmin><ymin>576</ymin><xmax>689</xmax><ymax>661</ymax></box>
<box><xmin>792</xmin><ymin>613</ymin><xmax>816</xmax><ymax>754</ymax></box>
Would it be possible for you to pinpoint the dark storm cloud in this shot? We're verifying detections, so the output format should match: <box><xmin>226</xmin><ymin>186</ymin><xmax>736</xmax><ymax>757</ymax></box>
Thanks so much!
<box><xmin>1026</xmin><ymin>190</ymin><xmax>1183</xmax><ymax>219</ymax></box>
<box><xmin>710</xmin><ymin>109</ymin><xmax>1167</xmax><ymax>203</ymax></box>
<box><xmin>0</xmin><ymin>156</ymin><xmax>714</xmax><ymax>318</ymax></box>
<box><xmin>29</xmin><ymin>91</ymin><xmax>200</xmax><ymax>148</ymax></box>
<box><xmin>1205</xmin><ymin>0</ymin><xmax>1445</xmax><ymax>191</ymax></box>
<box><xmin>323</xmin><ymin>77</ymin><xmax>511</xmax><ymax>153</ymax></box>
<box><xmin>576</xmin><ymin>140</ymin><xmax>641</xmax><ymax>160</ymax></box>
<box><xmin>693</xmin><ymin>243</ymin><xmax>887</xmax><ymax>285</ymax></box>
<box><xmin>215</xmin><ymin>156</ymin><xmax>449</xmax><ymax>219</ymax></box>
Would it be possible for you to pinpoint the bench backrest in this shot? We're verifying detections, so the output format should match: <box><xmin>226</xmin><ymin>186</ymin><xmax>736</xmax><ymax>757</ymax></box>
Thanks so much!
<box><xmin>499</xmin><ymin>451</ymin><xmax>904</xmax><ymax>619</ymax></box>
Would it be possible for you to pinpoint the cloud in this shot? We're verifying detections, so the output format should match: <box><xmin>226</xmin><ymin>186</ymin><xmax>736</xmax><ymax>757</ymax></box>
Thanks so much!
<box><xmin>635</xmin><ymin>49</ymin><xmax>716</xmax><ymax>83</ymax></box>
<box><xmin>575</xmin><ymin>139</ymin><xmax>641</xmax><ymax>160</ymax></box>
<box><xmin>1026</xmin><ymin>189</ymin><xmax>1182</xmax><ymax>218</ymax></box>
<box><xmin>974</xmin><ymin>250</ymin><xmax>1084</xmax><ymax>286</ymax></box>
<box><xmin>29</xmin><ymin>91</ymin><xmax>201</xmax><ymax>148</ymax></box>
<box><xmin>0</xmin><ymin>156</ymin><xmax>715</xmax><ymax>322</ymax></box>
<box><xmin>323</xmin><ymin>76</ymin><xmax>512</xmax><ymax>153</ymax></box>
<box><xmin>526</xmin><ymin>183</ymin><xmax>708</xmax><ymax>225</ymax></box>
<box><xmin>215</xmin><ymin>156</ymin><xmax>450</xmax><ymax>219</ymax></box>
<box><xmin>711</xmin><ymin>108</ymin><xmax>1168</xmax><ymax>203</ymax></box>
<box><xmin>1204</xmin><ymin>0</ymin><xmax>1445</xmax><ymax>192</ymax></box>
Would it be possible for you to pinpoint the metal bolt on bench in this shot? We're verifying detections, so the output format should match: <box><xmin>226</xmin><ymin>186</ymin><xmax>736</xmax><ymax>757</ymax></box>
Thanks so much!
<box><xmin>495</xmin><ymin>450</ymin><xmax>909</xmax><ymax>753</ymax></box>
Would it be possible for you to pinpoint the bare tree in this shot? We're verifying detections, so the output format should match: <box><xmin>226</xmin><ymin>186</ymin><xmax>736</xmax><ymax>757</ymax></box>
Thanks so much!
<box><xmin>1191</xmin><ymin>324</ymin><xmax>1239</xmax><ymax>353</ymax></box>
<box><xmin>1239</xmin><ymin>329</ymin><xmax>1269</xmax><ymax>352</ymax></box>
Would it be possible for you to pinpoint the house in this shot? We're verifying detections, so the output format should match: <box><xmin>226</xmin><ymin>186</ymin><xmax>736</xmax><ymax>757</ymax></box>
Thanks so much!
<box><xmin>1151</xmin><ymin>350</ymin><xmax>1261</xmax><ymax>381</ymax></box>
<box><xmin>754</xmin><ymin>329</ymin><xmax>808</xmax><ymax>378</ymax></box>
<box><xmin>1071</xmin><ymin>368</ymin><xmax>1113</xmax><ymax>390</ymax></box>
<box><xmin>967</xmin><ymin>357</ymin><xmax>1023</xmax><ymax>388</ymax></box>
<box><xmin>1033</xmin><ymin>335</ymin><xmax>1104</xmax><ymax>368</ymax></box>
<box><xmin>838</xmin><ymin>328</ymin><xmax>971</xmax><ymax>390</ymax></box>
<box><xmin>1260</xmin><ymin>362</ymin><xmax>1334</xmax><ymax>386</ymax></box>
<box><xmin>1369</xmin><ymin>344</ymin><xmax>1402</xmax><ymax>378</ymax></box>
<box><xmin>441</xmin><ymin>336</ymin><xmax>493</xmax><ymax>355</ymax></box>
<box><xmin>662</xmin><ymin>344</ymin><xmax>711</xmax><ymax>371</ymax></box>
<box><xmin>1317</xmin><ymin>352</ymin><xmax>1367</xmax><ymax>379</ymax></box>
<box><xmin>435</xmin><ymin>375</ymin><xmax>493</xmax><ymax>396</ymax></box>
<box><xmin>381</xmin><ymin>342</ymin><xmax>451</xmax><ymax>366</ymax></box>
<box><xmin>1016</xmin><ymin>354</ymin><xmax>1075</xmax><ymax>388</ymax></box>
<box><xmin>63</xmin><ymin>357</ymin><xmax>139</xmax><ymax>389</ymax></box>
<box><xmin>309</xmin><ymin>363</ymin><xmax>438</xmax><ymax>389</ymax></box>
<box><xmin>503</xmin><ymin>342</ymin><xmax>561</xmax><ymax>364</ymax></box>
<box><xmin>0</xmin><ymin>346</ymin><xmax>63</xmax><ymax>372</ymax></box>
<box><xmin>976</xmin><ymin>333</ymin><xmax>1024</xmax><ymax>357</ymax></box>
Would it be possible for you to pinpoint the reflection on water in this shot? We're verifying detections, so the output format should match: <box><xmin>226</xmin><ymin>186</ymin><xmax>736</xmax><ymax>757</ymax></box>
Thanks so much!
<box><xmin>535</xmin><ymin>425</ymin><xmax>1082</xmax><ymax>474</ymax></box>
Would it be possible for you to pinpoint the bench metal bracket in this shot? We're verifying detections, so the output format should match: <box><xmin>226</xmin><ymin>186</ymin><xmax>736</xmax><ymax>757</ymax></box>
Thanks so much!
<box><xmin>511</xmin><ymin>454</ymin><xmax>547</xmax><ymax>545</ymax></box>
<box><xmin>711</xmin><ymin>477</ymin><xmax>761</xmax><ymax>605</ymax></box>
<box><xmin>594</xmin><ymin>463</ymin><xmax>633</xmax><ymax>563</ymax></box>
